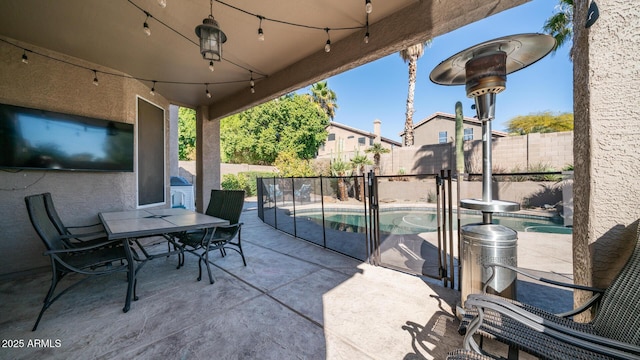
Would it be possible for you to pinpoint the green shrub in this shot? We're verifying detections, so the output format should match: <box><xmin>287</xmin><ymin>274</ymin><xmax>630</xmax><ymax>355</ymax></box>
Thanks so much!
<box><xmin>221</xmin><ymin>171</ymin><xmax>275</xmax><ymax>197</ymax></box>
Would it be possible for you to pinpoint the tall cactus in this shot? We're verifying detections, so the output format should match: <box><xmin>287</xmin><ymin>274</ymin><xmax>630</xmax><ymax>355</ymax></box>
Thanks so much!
<box><xmin>455</xmin><ymin>101</ymin><xmax>464</xmax><ymax>175</ymax></box>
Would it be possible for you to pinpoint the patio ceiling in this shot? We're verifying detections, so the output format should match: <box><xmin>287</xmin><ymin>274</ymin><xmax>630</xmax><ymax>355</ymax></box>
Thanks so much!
<box><xmin>0</xmin><ymin>0</ymin><xmax>527</xmax><ymax>120</ymax></box>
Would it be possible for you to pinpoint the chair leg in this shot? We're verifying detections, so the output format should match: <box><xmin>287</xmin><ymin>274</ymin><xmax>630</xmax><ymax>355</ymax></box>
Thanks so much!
<box><xmin>197</xmin><ymin>256</ymin><xmax>203</xmax><ymax>282</ymax></box>
<box><xmin>33</xmin><ymin>268</ymin><xmax>61</xmax><ymax>331</ymax></box>
<box><xmin>237</xmin><ymin>230</ymin><xmax>247</xmax><ymax>266</ymax></box>
<box><xmin>32</xmin><ymin>304</ymin><xmax>48</xmax><ymax>331</ymax></box>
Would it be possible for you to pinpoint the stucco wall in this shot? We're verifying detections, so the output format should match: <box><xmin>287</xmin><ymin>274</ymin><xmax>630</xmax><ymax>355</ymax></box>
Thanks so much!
<box><xmin>0</xmin><ymin>37</ymin><xmax>170</xmax><ymax>275</ymax></box>
<box><xmin>379</xmin><ymin>131</ymin><xmax>573</xmax><ymax>175</ymax></box>
<box><xmin>572</xmin><ymin>0</ymin><xmax>640</xmax><ymax>318</ymax></box>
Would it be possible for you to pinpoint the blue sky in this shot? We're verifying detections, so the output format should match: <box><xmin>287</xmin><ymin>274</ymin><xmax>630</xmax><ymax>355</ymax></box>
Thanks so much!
<box><xmin>306</xmin><ymin>0</ymin><xmax>573</xmax><ymax>141</ymax></box>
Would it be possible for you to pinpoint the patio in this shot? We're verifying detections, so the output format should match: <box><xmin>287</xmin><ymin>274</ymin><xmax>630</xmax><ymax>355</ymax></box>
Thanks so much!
<box><xmin>0</xmin><ymin>200</ymin><xmax>571</xmax><ymax>359</ymax></box>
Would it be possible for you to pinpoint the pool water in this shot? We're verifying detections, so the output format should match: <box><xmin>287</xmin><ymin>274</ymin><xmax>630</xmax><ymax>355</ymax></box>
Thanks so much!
<box><xmin>304</xmin><ymin>210</ymin><xmax>571</xmax><ymax>235</ymax></box>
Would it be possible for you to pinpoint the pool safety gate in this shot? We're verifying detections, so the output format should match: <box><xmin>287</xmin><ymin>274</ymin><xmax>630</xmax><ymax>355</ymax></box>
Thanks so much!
<box><xmin>257</xmin><ymin>171</ymin><xmax>459</xmax><ymax>290</ymax></box>
<box><xmin>368</xmin><ymin>170</ymin><xmax>457</xmax><ymax>289</ymax></box>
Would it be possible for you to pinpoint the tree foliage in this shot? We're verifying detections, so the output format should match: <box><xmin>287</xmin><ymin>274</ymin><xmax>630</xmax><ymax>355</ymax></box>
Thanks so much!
<box><xmin>506</xmin><ymin>112</ymin><xmax>574</xmax><ymax>135</ymax></box>
<box><xmin>273</xmin><ymin>150</ymin><xmax>316</xmax><ymax>177</ymax></box>
<box><xmin>365</xmin><ymin>143</ymin><xmax>391</xmax><ymax>175</ymax></box>
<box><xmin>221</xmin><ymin>94</ymin><xmax>329</xmax><ymax>165</ymax></box>
<box><xmin>350</xmin><ymin>152</ymin><xmax>373</xmax><ymax>175</ymax></box>
<box><xmin>543</xmin><ymin>0</ymin><xmax>574</xmax><ymax>57</ymax></box>
<box><xmin>178</xmin><ymin>107</ymin><xmax>196</xmax><ymax>160</ymax></box>
<box><xmin>309</xmin><ymin>81</ymin><xmax>338</xmax><ymax>120</ymax></box>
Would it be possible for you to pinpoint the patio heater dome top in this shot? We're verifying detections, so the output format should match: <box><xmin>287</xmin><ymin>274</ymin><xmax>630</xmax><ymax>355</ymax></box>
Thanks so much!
<box><xmin>429</xmin><ymin>33</ymin><xmax>555</xmax><ymax>216</ymax></box>
<box><xmin>429</xmin><ymin>33</ymin><xmax>556</xmax><ymax>90</ymax></box>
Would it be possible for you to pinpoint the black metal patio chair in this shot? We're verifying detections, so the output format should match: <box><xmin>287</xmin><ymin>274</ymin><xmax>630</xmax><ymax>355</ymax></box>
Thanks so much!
<box><xmin>42</xmin><ymin>192</ymin><xmax>107</xmax><ymax>247</ymax></box>
<box><xmin>25</xmin><ymin>193</ymin><xmax>133</xmax><ymax>331</ymax></box>
<box><xmin>458</xmin><ymin>221</ymin><xmax>640</xmax><ymax>359</ymax></box>
<box><xmin>177</xmin><ymin>189</ymin><xmax>247</xmax><ymax>284</ymax></box>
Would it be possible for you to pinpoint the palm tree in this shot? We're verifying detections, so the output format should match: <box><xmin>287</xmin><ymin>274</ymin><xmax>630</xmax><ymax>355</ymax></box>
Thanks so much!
<box><xmin>365</xmin><ymin>143</ymin><xmax>390</xmax><ymax>175</ymax></box>
<box><xmin>399</xmin><ymin>40</ymin><xmax>431</xmax><ymax>147</ymax></box>
<box><xmin>543</xmin><ymin>0</ymin><xmax>574</xmax><ymax>58</ymax></box>
<box><xmin>310</xmin><ymin>81</ymin><xmax>338</xmax><ymax>120</ymax></box>
<box><xmin>350</xmin><ymin>152</ymin><xmax>373</xmax><ymax>201</ymax></box>
<box><xmin>330</xmin><ymin>158</ymin><xmax>351</xmax><ymax>201</ymax></box>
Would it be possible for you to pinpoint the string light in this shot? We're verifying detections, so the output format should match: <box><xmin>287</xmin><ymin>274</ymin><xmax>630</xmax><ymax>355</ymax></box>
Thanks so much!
<box><xmin>157</xmin><ymin>0</ymin><xmax>166</xmax><ymax>8</ymax></box>
<box><xmin>205</xmin><ymin>83</ymin><xmax>212</xmax><ymax>98</ymax></box>
<box><xmin>2</xmin><ymin>38</ymin><xmax>268</xmax><ymax>98</ymax></box>
<box><xmin>209</xmin><ymin>60</ymin><xmax>215</xmax><ymax>72</ymax></box>
<box><xmin>150</xmin><ymin>81</ymin><xmax>156</xmax><ymax>96</ymax></box>
<box><xmin>249</xmin><ymin>71</ymin><xmax>255</xmax><ymax>93</ymax></box>
<box><xmin>365</xmin><ymin>0</ymin><xmax>373</xmax><ymax>14</ymax></box>
<box><xmin>324</xmin><ymin>28</ymin><xmax>331</xmax><ymax>53</ymax></box>
<box><xmin>143</xmin><ymin>12</ymin><xmax>151</xmax><ymax>36</ymax></box>
<box><xmin>21</xmin><ymin>50</ymin><xmax>29</xmax><ymax>64</ymax></box>
<box><xmin>92</xmin><ymin>70</ymin><xmax>99</xmax><ymax>86</ymax></box>
<box><xmin>200</xmin><ymin>1</ymin><xmax>367</xmax><ymax>54</ymax></box>
<box><xmin>257</xmin><ymin>16</ymin><xmax>264</xmax><ymax>41</ymax></box>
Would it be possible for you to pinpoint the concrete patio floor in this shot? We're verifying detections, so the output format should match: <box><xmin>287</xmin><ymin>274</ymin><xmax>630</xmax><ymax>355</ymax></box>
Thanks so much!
<box><xmin>0</xmin><ymin>202</ymin><xmax>572</xmax><ymax>359</ymax></box>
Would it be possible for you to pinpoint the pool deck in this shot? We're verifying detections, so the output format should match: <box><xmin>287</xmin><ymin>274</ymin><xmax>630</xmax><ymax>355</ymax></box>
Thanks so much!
<box><xmin>0</xmin><ymin>201</ymin><xmax>571</xmax><ymax>359</ymax></box>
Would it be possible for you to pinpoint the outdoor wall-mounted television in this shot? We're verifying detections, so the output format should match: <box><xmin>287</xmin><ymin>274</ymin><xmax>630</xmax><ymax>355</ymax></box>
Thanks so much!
<box><xmin>0</xmin><ymin>103</ymin><xmax>134</xmax><ymax>172</ymax></box>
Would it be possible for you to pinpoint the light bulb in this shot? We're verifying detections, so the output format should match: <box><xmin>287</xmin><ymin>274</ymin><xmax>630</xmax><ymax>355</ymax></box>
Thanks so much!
<box><xmin>206</xmin><ymin>89</ymin><xmax>212</xmax><ymax>98</ymax></box>
<box><xmin>92</xmin><ymin>71</ymin><xmax>99</xmax><ymax>86</ymax></box>
<box><xmin>150</xmin><ymin>82</ymin><xmax>156</xmax><ymax>96</ymax></box>
<box><xmin>158</xmin><ymin>0</ymin><xmax>166</xmax><ymax>8</ymax></box>
<box><xmin>364</xmin><ymin>32</ymin><xmax>370</xmax><ymax>44</ymax></box>
<box><xmin>143</xmin><ymin>22</ymin><xmax>151</xmax><ymax>36</ymax></box>
<box><xmin>250</xmin><ymin>79</ymin><xmax>255</xmax><ymax>87</ymax></box>
<box><xmin>21</xmin><ymin>52</ymin><xmax>29</xmax><ymax>64</ymax></box>
<box><xmin>365</xmin><ymin>0</ymin><xmax>372</xmax><ymax>14</ymax></box>
<box><xmin>258</xmin><ymin>28</ymin><xmax>264</xmax><ymax>41</ymax></box>
<box><xmin>251</xmin><ymin>86</ymin><xmax>255</xmax><ymax>94</ymax></box>
<box><xmin>209</xmin><ymin>61</ymin><xmax>215</xmax><ymax>72</ymax></box>
<box><xmin>325</xmin><ymin>40</ymin><xmax>331</xmax><ymax>53</ymax></box>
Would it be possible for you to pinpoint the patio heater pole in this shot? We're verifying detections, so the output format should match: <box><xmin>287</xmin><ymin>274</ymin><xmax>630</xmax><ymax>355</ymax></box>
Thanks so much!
<box><xmin>429</xmin><ymin>33</ymin><xmax>556</xmax><ymax>313</ymax></box>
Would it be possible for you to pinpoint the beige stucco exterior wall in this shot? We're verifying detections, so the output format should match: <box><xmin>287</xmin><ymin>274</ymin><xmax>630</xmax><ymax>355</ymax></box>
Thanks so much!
<box><xmin>572</xmin><ymin>0</ymin><xmax>640</xmax><ymax>318</ymax></box>
<box><xmin>0</xmin><ymin>37</ymin><xmax>171</xmax><ymax>275</ymax></box>
<box><xmin>410</xmin><ymin>117</ymin><xmax>485</xmax><ymax>145</ymax></box>
<box><xmin>318</xmin><ymin>123</ymin><xmax>396</xmax><ymax>160</ymax></box>
<box><xmin>321</xmin><ymin>124</ymin><xmax>372</xmax><ymax>159</ymax></box>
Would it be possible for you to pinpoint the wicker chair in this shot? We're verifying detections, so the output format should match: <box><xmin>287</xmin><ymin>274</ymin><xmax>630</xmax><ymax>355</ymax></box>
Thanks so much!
<box><xmin>25</xmin><ymin>193</ymin><xmax>133</xmax><ymax>331</ymax></box>
<box><xmin>177</xmin><ymin>189</ymin><xmax>246</xmax><ymax>284</ymax></box>
<box><xmin>458</xmin><ymin>222</ymin><xmax>640</xmax><ymax>360</ymax></box>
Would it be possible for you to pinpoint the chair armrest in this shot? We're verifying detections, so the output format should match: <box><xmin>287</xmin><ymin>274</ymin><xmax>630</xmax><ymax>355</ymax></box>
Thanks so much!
<box><xmin>215</xmin><ymin>222</ymin><xmax>243</xmax><ymax>230</ymax></box>
<box><xmin>65</xmin><ymin>222</ymin><xmax>104</xmax><ymax>231</ymax></box>
<box><xmin>483</xmin><ymin>262</ymin><xmax>606</xmax><ymax>293</ymax></box>
<box><xmin>61</xmin><ymin>231</ymin><xmax>107</xmax><ymax>240</ymax></box>
<box><xmin>482</xmin><ymin>262</ymin><xmax>605</xmax><ymax>318</ymax></box>
<box><xmin>44</xmin><ymin>239</ymin><xmax>121</xmax><ymax>255</ymax></box>
<box><xmin>465</xmin><ymin>295</ymin><xmax>640</xmax><ymax>358</ymax></box>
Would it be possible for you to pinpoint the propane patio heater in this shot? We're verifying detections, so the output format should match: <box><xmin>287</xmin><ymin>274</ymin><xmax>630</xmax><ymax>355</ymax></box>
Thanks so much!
<box><xmin>429</xmin><ymin>33</ymin><xmax>555</xmax><ymax>308</ymax></box>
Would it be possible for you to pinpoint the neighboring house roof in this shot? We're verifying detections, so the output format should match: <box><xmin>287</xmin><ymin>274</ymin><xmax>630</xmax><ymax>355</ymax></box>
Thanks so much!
<box><xmin>398</xmin><ymin>112</ymin><xmax>508</xmax><ymax>137</ymax></box>
<box><xmin>328</xmin><ymin>121</ymin><xmax>402</xmax><ymax>146</ymax></box>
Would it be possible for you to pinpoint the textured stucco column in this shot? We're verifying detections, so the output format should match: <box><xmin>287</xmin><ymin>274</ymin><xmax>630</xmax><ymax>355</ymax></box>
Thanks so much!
<box><xmin>572</xmin><ymin>0</ymin><xmax>640</xmax><ymax>320</ymax></box>
<box><xmin>169</xmin><ymin>104</ymin><xmax>179</xmax><ymax>177</ymax></box>
<box><xmin>195</xmin><ymin>105</ymin><xmax>221</xmax><ymax>213</ymax></box>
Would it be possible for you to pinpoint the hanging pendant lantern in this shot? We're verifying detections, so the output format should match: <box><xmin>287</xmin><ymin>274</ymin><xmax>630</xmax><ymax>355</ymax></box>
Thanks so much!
<box><xmin>195</xmin><ymin>0</ymin><xmax>227</xmax><ymax>61</ymax></box>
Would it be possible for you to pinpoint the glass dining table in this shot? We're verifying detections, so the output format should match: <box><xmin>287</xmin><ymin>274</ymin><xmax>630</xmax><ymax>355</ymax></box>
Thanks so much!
<box><xmin>99</xmin><ymin>208</ymin><xmax>229</xmax><ymax>313</ymax></box>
